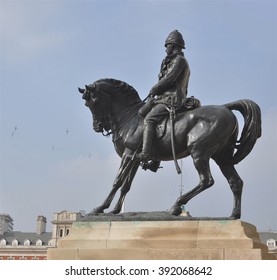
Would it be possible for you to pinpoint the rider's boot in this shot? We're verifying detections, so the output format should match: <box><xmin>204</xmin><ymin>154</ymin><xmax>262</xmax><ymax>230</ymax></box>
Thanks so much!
<box><xmin>137</xmin><ymin>122</ymin><xmax>155</xmax><ymax>163</ymax></box>
<box><xmin>141</xmin><ymin>160</ymin><xmax>161</xmax><ymax>172</ymax></box>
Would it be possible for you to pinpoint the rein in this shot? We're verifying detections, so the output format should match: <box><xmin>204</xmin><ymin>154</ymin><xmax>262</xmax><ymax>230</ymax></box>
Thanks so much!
<box><xmin>112</xmin><ymin>95</ymin><xmax>149</xmax><ymax>132</ymax></box>
<box><xmin>101</xmin><ymin>101</ymin><xmax>144</xmax><ymax>138</ymax></box>
<box><xmin>114</xmin><ymin>103</ymin><xmax>143</xmax><ymax>130</ymax></box>
<box><xmin>99</xmin><ymin>86</ymin><xmax>149</xmax><ymax>138</ymax></box>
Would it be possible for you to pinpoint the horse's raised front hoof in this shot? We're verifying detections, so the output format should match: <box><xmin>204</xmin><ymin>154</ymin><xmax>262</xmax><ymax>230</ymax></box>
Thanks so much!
<box><xmin>169</xmin><ymin>205</ymin><xmax>182</xmax><ymax>216</ymax></box>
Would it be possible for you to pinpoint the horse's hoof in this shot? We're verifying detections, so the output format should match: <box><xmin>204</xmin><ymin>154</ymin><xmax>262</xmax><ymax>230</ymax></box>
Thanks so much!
<box><xmin>230</xmin><ymin>212</ymin><xmax>241</xmax><ymax>219</ymax></box>
<box><xmin>169</xmin><ymin>205</ymin><xmax>182</xmax><ymax>216</ymax></box>
<box><xmin>109</xmin><ymin>208</ymin><xmax>121</xmax><ymax>214</ymax></box>
<box><xmin>90</xmin><ymin>207</ymin><xmax>104</xmax><ymax>214</ymax></box>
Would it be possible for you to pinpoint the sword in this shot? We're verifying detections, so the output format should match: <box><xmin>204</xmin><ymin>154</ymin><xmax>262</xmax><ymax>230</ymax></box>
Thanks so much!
<box><xmin>169</xmin><ymin>100</ymin><xmax>182</xmax><ymax>174</ymax></box>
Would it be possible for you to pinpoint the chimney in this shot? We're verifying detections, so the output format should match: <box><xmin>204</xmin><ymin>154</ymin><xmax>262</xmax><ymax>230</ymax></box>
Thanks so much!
<box><xmin>36</xmin><ymin>215</ymin><xmax>47</xmax><ymax>235</ymax></box>
<box><xmin>0</xmin><ymin>214</ymin><xmax>14</xmax><ymax>234</ymax></box>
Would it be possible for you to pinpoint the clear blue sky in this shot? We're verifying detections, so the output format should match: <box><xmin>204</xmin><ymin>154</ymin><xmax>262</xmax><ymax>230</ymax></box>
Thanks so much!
<box><xmin>1</xmin><ymin>0</ymin><xmax>276</xmax><ymax>232</ymax></box>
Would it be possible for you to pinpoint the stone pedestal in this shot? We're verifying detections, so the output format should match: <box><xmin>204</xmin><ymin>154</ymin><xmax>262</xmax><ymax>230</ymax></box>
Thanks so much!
<box><xmin>47</xmin><ymin>213</ymin><xmax>275</xmax><ymax>260</ymax></box>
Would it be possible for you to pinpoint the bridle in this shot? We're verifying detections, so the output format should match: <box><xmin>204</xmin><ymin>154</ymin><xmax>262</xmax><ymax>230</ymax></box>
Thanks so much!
<box><xmin>84</xmin><ymin>84</ymin><xmax>147</xmax><ymax>138</ymax></box>
<box><xmin>93</xmin><ymin>104</ymin><xmax>113</xmax><ymax>137</ymax></box>
<box><xmin>96</xmin><ymin>100</ymin><xmax>142</xmax><ymax>138</ymax></box>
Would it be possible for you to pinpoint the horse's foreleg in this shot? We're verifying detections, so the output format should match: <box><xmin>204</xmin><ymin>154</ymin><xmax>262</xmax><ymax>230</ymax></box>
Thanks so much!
<box><xmin>90</xmin><ymin>153</ymin><xmax>133</xmax><ymax>214</ymax></box>
<box><xmin>110</xmin><ymin>161</ymin><xmax>140</xmax><ymax>214</ymax></box>
<box><xmin>170</xmin><ymin>156</ymin><xmax>214</xmax><ymax>215</ymax></box>
<box><xmin>91</xmin><ymin>180</ymin><xmax>121</xmax><ymax>214</ymax></box>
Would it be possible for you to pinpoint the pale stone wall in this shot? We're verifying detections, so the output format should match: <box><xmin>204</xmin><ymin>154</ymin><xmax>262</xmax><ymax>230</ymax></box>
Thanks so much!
<box><xmin>48</xmin><ymin>220</ymin><xmax>276</xmax><ymax>260</ymax></box>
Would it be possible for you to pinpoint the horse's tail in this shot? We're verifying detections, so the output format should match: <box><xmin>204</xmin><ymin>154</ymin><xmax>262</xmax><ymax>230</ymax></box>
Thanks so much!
<box><xmin>224</xmin><ymin>99</ymin><xmax>262</xmax><ymax>164</ymax></box>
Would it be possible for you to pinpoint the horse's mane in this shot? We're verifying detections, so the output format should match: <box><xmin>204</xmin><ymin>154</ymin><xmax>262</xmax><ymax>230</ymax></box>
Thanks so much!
<box><xmin>93</xmin><ymin>78</ymin><xmax>142</xmax><ymax>106</ymax></box>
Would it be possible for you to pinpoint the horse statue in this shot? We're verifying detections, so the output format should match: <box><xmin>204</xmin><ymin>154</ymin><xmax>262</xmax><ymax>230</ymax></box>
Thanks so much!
<box><xmin>78</xmin><ymin>78</ymin><xmax>261</xmax><ymax>218</ymax></box>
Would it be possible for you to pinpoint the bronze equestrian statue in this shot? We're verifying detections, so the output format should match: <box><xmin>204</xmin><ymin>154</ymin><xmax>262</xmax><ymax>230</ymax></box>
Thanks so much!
<box><xmin>78</xmin><ymin>31</ymin><xmax>261</xmax><ymax>218</ymax></box>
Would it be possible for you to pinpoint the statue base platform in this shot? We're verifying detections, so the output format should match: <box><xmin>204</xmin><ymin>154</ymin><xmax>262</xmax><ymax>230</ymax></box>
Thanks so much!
<box><xmin>47</xmin><ymin>212</ymin><xmax>275</xmax><ymax>260</ymax></box>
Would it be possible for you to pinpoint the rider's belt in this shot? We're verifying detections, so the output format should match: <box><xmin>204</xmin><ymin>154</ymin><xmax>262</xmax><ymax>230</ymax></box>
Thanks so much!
<box><xmin>155</xmin><ymin>96</ymin><xmax>182</xmax><ymax>107</ymax></box>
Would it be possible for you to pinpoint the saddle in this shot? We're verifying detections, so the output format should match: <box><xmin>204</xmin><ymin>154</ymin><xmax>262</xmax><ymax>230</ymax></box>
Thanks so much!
<box><xmin>154</xmin><ymin>96</ymin><xmax>201</xmax><ymax>138</ymax></box>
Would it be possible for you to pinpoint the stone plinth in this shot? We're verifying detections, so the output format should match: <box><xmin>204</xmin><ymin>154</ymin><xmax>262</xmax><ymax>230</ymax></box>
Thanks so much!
<box><xmin>47</xmin><ymin>212</ymin><xmax>275</xmax><ymax>260</ymax></box>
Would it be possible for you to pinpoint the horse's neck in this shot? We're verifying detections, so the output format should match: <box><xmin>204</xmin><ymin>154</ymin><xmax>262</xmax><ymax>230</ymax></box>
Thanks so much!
<box><xmin>111</xmin><ymin>102</ymin><xmax>143</xmax><ymax>136</ymax></box>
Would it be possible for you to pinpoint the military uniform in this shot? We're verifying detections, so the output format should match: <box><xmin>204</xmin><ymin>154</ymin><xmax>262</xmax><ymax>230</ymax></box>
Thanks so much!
<box><xmin>145</xmin><ymin>50</ymin><xmax>190</xmax><ymax>124</ymax></box>
<box><xmin>138</xmin><ymin>30</ymin><xmax>191</xmax><ymax>163</ymax></box>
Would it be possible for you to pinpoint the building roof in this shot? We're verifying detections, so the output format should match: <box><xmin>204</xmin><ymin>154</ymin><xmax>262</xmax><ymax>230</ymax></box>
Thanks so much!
<box><xmin>259</xmin><ymin>232</ymin><xmax>277</xmax><ymax>244</ymax></box>
<box><xmin>0</xmin><ymin>231</ymin><xmax>52</xmax><ymax>245</ymax></box>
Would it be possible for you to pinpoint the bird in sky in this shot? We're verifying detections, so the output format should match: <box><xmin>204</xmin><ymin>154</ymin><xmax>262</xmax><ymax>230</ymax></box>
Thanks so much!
<box><xmin>11</xmin><ymin>125</ymin><xmax>18</xmax><ymax>137</ymax></box>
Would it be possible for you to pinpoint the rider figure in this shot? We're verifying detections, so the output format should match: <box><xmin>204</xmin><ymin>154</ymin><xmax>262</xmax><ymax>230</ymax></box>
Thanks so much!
<box><xmin>137</xmin><ymin>30</ymin><xmax>191</xmax><ymax>163</ymax></box>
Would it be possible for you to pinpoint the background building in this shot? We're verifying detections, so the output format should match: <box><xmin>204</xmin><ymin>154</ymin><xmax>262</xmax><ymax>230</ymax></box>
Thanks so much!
<box><xmin>0</xmin><ymin>210</ymin><xmax>82</xmax><ymax>260</ymax></box>
<box><xmin>51</xmin><ymin>210</ymin><xmax>82</xmax><ymax>246</ymax></box>
<box><xmin>0</xmin><ymin>214</ymin><xmax>52</xmax><ymax>260</ymax></box>
<box><xmin>259</xmin><ymin>232</ymin><xmax>277</xmax><ymax>258</ymax></box>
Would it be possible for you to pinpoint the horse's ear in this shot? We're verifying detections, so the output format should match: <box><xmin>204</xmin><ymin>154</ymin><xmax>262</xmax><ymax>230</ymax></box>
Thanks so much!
<box><xmin>78</xmin><ymin>87</ymin><xmax>85</xmax><ymax>94</ymax></box>
<box><xmin>85</xmin><ymin>84</ymin><xmax>95</xmax><ymax>91</ymax></box>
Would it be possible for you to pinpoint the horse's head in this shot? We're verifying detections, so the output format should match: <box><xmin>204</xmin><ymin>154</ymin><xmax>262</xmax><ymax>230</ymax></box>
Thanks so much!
<box><xmin>79</xmin><ymin>78</ymin><xmax>142</xmax><ymax>136</ymax></box>
<box><xmin>78</xmin><ymin>83</ymin><xmax>111</xmax><ymax>134</ymax></box>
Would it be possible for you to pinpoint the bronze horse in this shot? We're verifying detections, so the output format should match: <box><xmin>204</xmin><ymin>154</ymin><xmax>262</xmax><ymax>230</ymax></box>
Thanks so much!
<box><xmin>79</xmin><ymin>78</ymin><xmax>261</xmax><ymax>218</ymax></box>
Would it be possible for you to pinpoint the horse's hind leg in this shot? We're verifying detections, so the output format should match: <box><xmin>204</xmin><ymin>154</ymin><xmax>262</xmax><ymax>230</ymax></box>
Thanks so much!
<box><xmin>219</xmin><ymin>164</ymin><xmax>243</xmax><ymax>219</ymax></box>
<box><xmin>170</xmin><ymin>155</ymin><xmax>215</xmax><ymax>215</ymax></box>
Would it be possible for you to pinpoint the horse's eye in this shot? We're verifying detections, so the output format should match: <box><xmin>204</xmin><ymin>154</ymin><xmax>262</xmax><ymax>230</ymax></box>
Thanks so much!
<box><xmin>82</xmin><ymin>92</ymin><xmax>90</xmax><ymax>100</ymax></box>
